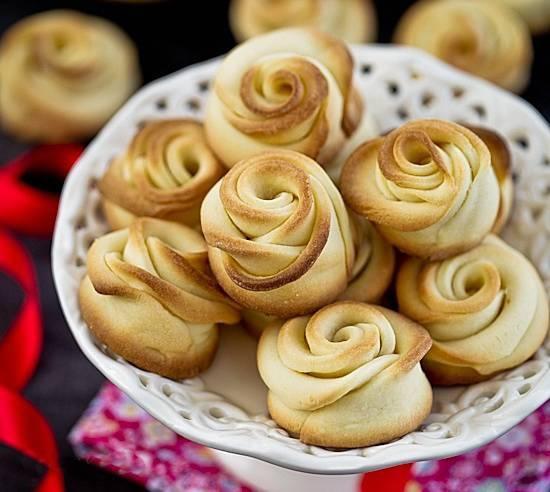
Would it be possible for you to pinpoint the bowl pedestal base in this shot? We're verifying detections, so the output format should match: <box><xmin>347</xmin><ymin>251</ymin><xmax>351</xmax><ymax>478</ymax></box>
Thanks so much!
<box><xmin>212</xmin><ymin>449</ymin><xmax>360</xmax><ymax>492</ymax></box>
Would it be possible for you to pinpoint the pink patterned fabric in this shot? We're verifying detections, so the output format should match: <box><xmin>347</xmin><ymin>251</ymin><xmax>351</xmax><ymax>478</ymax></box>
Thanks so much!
<box><xmin>409</xmin><ymin>402</ymin><xmax>550</xmax><ymax>492</ymax></box>
<box><xmin>69</xmin><ymin>384</ymin><xmax>251</xmax><ymax>491</ymax></box>
<box><xmin>69</xmin><ymin>383</ymin><xmax>549</xmax><ymax>491</ymax></box>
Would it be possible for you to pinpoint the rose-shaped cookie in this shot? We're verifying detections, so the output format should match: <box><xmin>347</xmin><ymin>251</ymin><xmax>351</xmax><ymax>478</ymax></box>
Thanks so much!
<box><xmin>394</xmin><ymin>0</ymin><xmax>532</xmax><ymax>93</ymax></box>
<box><xmin>201</xmin><ymin>150</ymin><xmax>355</xmax><ymax>317</ymax></box>
<box><xmin>0</xmin><ymin>10</ymin><xmax>140</xmax><ymax>142</ymax></box>
<box><xmin>240</xmin><ymin>215</ymin><xmax>394</xmax><ymax>337</ymax></box>
<box><xmin>339</xmin><ymin>214</ymin><xmax>395</xmax><ymax>303</ymax></box>
<box><xmin>325</xmin><ymin>110</ymin><xmax>380</xmax><ymax>182</ymax></box>
<box><xmin>397</xmin><ymin>235</ymin><xmax>549</xmax><ymax>385</ymax></box>
<box><xmin>100</xmin><ymin>120</ymin><xmax>225</xmax><ymax>229</ymax></box>
<box><xmin>229</xmin><ymin>0</ymin><xmax>377</xmax><ymax>44</ymax></box>
<box><xmin>79</xmin><ymin>218</ymin><xmax>241</xmax><ymax>379</ymax></box>
<box><xmin>498</xmin><ymin>0</ymin><xmax>550</xmax><ymax>33</ymax></box>
<box><xmin>465</xmin><ymin>125</ymin><xmax>513</xmax><ymax>234</ymax></box>
<box><xmin>341</xmin><ymin>119</ymin><xmax>500</xmax><ymax>259</ymax></box>
<box><xmin>258</xmin><ymin>301</ymin><xmax>433</xmax><ymax>448</ymax></box>
<box><xmin>242</xmin><ymin>310</ymin><xmax>284</xmax><ymax>338</ymax></box>
<box><xmin>205</xmin><ymin>28</ymin><xmax>363</xmax><ymax>168</ymax></box>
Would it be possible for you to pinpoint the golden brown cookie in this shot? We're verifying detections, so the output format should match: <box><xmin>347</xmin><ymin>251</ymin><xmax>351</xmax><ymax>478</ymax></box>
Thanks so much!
<box><xmin>465</xmin><ymin>125</ymin><xmax>513</xmax><ymax>234</ymax></box>
<box><xmin>341</xmin><ymin>120</ymin><xmax>500</xmax><ymax>259</ymax></box>
<box><xmin>80</xmin><ymin>218</ymin><xmax>241</xmax><ymax>379</ymax></box>
<box><xmin>497</xmin><ymin>0</ymin><xmax>550</xmax><ymax>33</ymax></box>
<box><xmin>205</xmin><ymin>28</ymin><xmax>363</xmax><ymax>168</ymax></box>
<box><xmin>100</xmin><ymin>119</ymin><xmax>225</xmax><ymax>229</ymax></box>
<box><xmin>0</xmin><ymin>10</ymin><xmax>140</xmax><ymax>142</ymax></box>
<box><xmin>394</xmin><ymin>0</ymin><xmax>532</xmax><ymax>93</ymax></box>
<box><xmin>258</xmin><ymin>301</ymin><xmax>433</xmax><ymax>448</ymax></box>
<box><xmin>396</xmin><ymin>235</ymin><xmax>549</xmax><ymax>385</ymax></box>
<box><xmin>338</xmin><ymin>214</ymin><xmax>395</xmax><ymax>303</ymax></box>
<box><xmin>229</xmin><ymin>0</ymin><xmax>377</xmax><ymax>43</ymax></box>
<box><xmin>201</xmin><ymin>150</ymin><xmax>355</xmax><ymax>317</ymax></box>
<box><xmin>241</xmin><ymin>310</ymin><xmax>284</xmax><ymax>338</ymax></box>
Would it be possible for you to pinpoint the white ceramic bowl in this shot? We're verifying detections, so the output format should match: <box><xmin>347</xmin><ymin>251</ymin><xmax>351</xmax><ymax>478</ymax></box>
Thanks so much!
<box><xmin>52</xmin><ymin>45</ymin><xmax>550</xmax><ymax>476</ymax></box>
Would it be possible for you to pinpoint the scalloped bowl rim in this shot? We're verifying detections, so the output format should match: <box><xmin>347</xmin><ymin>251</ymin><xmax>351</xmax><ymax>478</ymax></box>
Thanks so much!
<box><xmin>52</xmin><ymin>44</ymin><xmax>550</xmax><ymax>475</ymax></box>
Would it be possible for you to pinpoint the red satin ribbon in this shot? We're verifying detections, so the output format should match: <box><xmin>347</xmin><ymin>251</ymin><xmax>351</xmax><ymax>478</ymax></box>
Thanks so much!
<box><xmin>0</xmin><ymin>231</ymin><xmax>42</xmax><ymax>391</ymax></box>
<box><xmin>0</xmin><ymin>144</ymin><xmax>82</xmax><ymax>492</ymax></box>
<box><xmin>360</xmin><ymin>463</ymin><xmax>413</xmax><ymax>491</ymax></box>
<box><xmin>0</xmin><ymin>229</ymin><xmax>64</xmax><ymax>491</ymax></box>
<box><xmin>0</xmin><ymin>387</ymin><xmax>63</xmax><ymax>492</ymax></box>
<box><xmin>0</xmin><ymin>144</ymin><xmax>413</xmax><ymax>491</ymax></box>
<box><xmin>0</xmin><ymin>144</ymin><xmax>82</xmax><ymax>236</ymax></box>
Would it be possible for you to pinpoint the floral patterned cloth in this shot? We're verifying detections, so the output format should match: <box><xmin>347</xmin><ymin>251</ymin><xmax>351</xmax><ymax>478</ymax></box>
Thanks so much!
<box><xmin>69</xmin><ymin>383</ymin><xmax>549</xmax><ymax>492</ymax></box>
<box><xmin>409</xmin><ymin>402</ymin><xmax>550</xmax><ymax>492</ymax></box>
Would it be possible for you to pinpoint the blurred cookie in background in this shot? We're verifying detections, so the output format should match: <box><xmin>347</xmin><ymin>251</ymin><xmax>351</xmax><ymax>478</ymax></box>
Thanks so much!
<box><xmin>497</xmin><ymin>0</ymin><xmax>550</xmax><ymax>34</ymax></box>
<box><xmin>230</xmin><ymin>0</ymin><xmax>377</xmax><ymax>43</ymax></box>
<box><xmin>0</xmin><ymin>10</ymin><xmax>141</xmax><ymax>142</ymax></box>
<box><xmin>394</xmin><ymin>0</ymin><xmax>533</xmax><ymax>93</ymax></box>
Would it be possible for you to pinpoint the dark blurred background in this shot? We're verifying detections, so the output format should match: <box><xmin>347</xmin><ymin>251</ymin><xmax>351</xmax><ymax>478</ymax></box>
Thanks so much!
<box><xmin>0</xmin><ymin>1</ymin><xmax>548</xmax><ymax>490</ymax></box>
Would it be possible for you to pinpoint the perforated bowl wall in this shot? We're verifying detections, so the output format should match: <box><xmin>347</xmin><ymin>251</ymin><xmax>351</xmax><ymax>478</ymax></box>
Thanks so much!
<box><xmin>52</xmin><ymin>45</ymin><xmax>550</xmax><ymax>474</ymax></box>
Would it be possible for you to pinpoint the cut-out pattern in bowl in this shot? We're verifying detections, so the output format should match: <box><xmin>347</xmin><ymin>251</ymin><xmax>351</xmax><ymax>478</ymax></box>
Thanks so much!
<box><xmin>52</xmin><ymin>45</ymin><xmax>550</xmax><ymax>475</ymax></box>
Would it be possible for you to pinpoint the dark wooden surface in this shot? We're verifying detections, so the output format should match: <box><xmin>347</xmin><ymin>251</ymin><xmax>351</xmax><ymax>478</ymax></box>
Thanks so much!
<box><xmin>0</xmin><ymin>1</ymin><xmax>548</xmax><ymax>490</ymax></box>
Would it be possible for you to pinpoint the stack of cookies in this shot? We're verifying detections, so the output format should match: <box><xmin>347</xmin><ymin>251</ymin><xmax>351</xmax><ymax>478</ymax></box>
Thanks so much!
<box><xmin>79</xmin><ymin>28</ymin><xmax>549</xmax><ymax>449</ymax></box>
